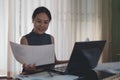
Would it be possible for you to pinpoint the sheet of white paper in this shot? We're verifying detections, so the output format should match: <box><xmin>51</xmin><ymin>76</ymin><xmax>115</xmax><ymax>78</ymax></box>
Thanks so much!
<box><xmin>94</xmin><ymin>61</ymin><xmax>120</xmax><ymax>74</ymax></box>
<box><xmin>51</xmin><ymin>75</ymin><xmax>79</xmax><ymax>80</ymax></box>
<box><xmin>15</xmin><ymin>74</ymin><xmax>79</xmax><ymax>80</ymax></box>
<box><xmin>10</xmin><ymin>41</ymin><xmax>55</xmax><ymax>66</ymax></box>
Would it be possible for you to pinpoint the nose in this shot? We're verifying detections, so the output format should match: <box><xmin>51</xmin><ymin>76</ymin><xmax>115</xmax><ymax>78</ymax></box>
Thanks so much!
<box><xmin>40</xmin><ymin>22</ymin><xmax>44</xmax><ymax>27</ymax></box>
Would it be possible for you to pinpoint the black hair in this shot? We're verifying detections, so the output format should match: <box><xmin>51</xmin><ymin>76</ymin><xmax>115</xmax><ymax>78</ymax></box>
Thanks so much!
<box><xmin>32</xmin><ymin>6</ymin><xmax>52</xmax><ymax>21</ymax></box>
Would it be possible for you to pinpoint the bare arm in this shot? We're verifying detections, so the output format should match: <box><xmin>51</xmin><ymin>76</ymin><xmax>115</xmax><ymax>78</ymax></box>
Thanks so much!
<box><xmin>50</xmin><ymin>35</ymin><xmax>54</xmax><ymax>44</ymax></box>
<box><xmin>20</xmin><ymin>36</ymin><xmax>28</xmax><ymax>45</ymax></box>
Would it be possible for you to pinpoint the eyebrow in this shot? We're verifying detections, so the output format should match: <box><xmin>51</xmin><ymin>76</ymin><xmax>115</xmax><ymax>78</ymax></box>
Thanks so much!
<box><xmin>36</xmin><ymin>18</ymin><xmax>49</xmax><ymax>22</ymax></box>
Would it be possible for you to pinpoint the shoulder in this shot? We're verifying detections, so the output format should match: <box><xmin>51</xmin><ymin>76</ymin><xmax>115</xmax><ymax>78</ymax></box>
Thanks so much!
<box><xmin>50</xmin><ymin>35</ymin><xmax>54</xmax><ymax>44</ymax></box>
<box><xmin>46</xmin><ymin>33</ymin><xmax>54</xmax><ymax>44</ymax></box>
<box><xmin>20</xmin><ymin>32</ymin><xmax>32</xmax><ymax>45</ymax></box>
<box><xmin>20</xmin><ymin>36</ymin><xmax>28</xmax><ymax>45</ymax></box>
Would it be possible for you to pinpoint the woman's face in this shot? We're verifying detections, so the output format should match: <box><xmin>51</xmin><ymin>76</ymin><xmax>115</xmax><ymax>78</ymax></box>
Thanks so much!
<box><xmin>33</xmin><ymin>13</ymin><xmax>50</xmax><ymax>34</ymax></box>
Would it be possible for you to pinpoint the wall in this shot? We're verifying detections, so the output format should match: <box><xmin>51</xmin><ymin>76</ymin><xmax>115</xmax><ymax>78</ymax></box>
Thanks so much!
<box><xmin>112</xmin><ymin>0</ymin><xmax>120</xmax><ymax>61</ymax></box>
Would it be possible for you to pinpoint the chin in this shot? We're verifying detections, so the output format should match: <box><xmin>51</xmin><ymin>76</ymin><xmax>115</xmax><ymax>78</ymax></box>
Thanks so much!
<box><xmin>38</xmin><ymin>32</ymin><xmax>45</xmax><ymax>34</ymax></box>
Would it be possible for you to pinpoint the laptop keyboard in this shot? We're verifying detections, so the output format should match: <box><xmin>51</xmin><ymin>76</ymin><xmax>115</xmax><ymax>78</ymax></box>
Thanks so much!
<box><xmin>54</xmin><ymin>64</ymin><xmax>68</xmax><ymax>72</ymax></box>
<box><xmin>54</xmin><ymin>66</ymin><xmax>67</xmax><ymax>72</ymax></box>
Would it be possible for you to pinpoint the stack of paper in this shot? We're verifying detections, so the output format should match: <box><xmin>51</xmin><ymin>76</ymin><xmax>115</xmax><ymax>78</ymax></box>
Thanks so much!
<box><xmin>94</xmin><ymin>61</ymin><xmax>120</xmax><ymax>74</ymax></box>
<box><xmin>15</xmin><ymin>74</ymin><xmax>79</xmax><ymax>80</ymax></box>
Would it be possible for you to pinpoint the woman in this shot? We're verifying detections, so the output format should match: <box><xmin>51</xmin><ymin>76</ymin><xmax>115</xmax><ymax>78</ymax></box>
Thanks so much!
<box><xmin>20</xmin><ymin>6</ymin><xmax>68</xmax><ymax>74</ymax></box>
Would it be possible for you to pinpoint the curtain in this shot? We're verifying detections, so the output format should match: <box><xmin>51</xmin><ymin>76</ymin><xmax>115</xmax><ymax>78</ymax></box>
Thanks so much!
<box><xmin>101</xmin><ymin>0</ymin><xmax>112</xmax><ymax>62</ymax></box>
<box><xmin>7</xmin><ymin>0</ymin><xmax>22</xmax><ymax>77</ymax></box>
<box><xmin>0</xmin><ymin>0</ymin><xmax>8</xmax><ymax>76</ymax></box>
<box><xmin>0</xmin><ymin>0</ymin><xmax>111</xmax><ymax>77</ymax></box>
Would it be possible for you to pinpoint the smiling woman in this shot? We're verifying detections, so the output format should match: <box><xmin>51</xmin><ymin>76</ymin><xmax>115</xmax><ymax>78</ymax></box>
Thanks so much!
<box><xmin>0</xmin><ymin>0</ymin><xmax>111</xmax><ymax>77</ymax></box>
<box><xmin>20</xmin><ymin>7</ymin><xmax>53</xmax><ymax>45</ymax></box>
<box><xmin>20</xmin><ymin>7</ymin><xmax>54</xmax><ymax>74</ymax></box>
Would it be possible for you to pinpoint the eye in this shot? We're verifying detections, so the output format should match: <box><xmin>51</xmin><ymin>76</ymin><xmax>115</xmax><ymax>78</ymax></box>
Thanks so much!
<box><xmin>37</xmin><ymin>21</ymin><xmax>41</xmax><ymax>23</ymax></box>
<box><xmin>44</xmin><ymin>21</ymin><xmax>49</xmax><ymax>24</ymax></box>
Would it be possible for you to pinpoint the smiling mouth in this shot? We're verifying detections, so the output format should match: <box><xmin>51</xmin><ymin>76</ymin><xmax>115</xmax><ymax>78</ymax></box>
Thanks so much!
<box><xmin>38</xmin><ymin>28</ymin><xmax>45</xmax><ymax>32</ymax></box>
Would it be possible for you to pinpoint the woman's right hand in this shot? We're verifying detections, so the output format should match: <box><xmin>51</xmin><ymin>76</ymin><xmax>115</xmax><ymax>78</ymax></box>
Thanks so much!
<box><xmin>23</xmin><ymin>64</ymin><xmax>36</xmax><ymax>74</ymax></box>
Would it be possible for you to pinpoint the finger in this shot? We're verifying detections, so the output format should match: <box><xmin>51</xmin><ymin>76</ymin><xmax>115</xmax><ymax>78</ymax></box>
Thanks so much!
<box><xmin>33</xmin><ymin>64</ymin><xmax>35</xmax><ymax>66</ymax></box>
<box><xmin>30</xmin><ymin>66</ymin><xmax>35</xmax><ymax>70</ymax></box>
<box><xmin>28</xmin><ymin>64</ymin><xmax>35</xmax><ymax>70</ymax></box>
<box><xmin>23</xmin><ymin>63</ymin><xmax>26</xmax><ymax>67</ymax></box>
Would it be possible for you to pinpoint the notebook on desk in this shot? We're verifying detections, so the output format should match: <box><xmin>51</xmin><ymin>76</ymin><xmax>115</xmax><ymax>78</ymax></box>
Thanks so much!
<box><xmin>52</xmin><ymin>40</ymin><xmax>106</xmax><ymax>76</ymax></box>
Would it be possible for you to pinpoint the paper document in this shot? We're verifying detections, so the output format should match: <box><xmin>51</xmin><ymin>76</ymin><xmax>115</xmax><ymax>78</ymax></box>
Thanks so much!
<box><xmin>94</xmin><ymin>61</ymin><xmax>120</xmax><ymax>74</ymax></box>
<box><xmin>10</xmin><ymin>41</ymin><xmax>55</xmax><ymax>66</ymax></box>
<box><xmin>15</xmin><ymin>74</ymin><xmax>79</xmax><ymax>80</ymax></box>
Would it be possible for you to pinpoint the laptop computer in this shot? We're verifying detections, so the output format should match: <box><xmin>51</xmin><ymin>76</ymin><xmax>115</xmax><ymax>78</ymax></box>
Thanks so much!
<box><xmin>52</xmin><ymin>40</ymin><xmax>106</xmax><ymax>76</ymax></box>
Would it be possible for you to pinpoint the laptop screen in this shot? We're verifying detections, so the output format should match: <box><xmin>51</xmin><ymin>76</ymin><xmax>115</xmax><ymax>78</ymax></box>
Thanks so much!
<box><xmin>66</xmin><ymin>40</ymin><xmax>106</xmax><ymax>75</ymax></box>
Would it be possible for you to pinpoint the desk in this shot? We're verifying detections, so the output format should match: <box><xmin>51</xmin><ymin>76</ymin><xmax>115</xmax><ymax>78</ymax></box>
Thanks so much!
<box><xmin>2</xmin><ymin>62</ymin><xmax>120</xmax><ymax>80</ymax></box>
<box><xmin>14</xmin><ymin>72</ymin><xmax>79</xmax><ymax>80</ymax></box>
<box><xmin>103</xmin><ymin>74</ymin><xmax>120</xmax><ymax>80</ymax></box>
<box><xmin>0</xmin><ymin>77</ymin><xmax>12</xmax><ymax>80</ymax></box>
<box><xmin>95</xmin><ymin>61</ymin><xmax>120</xmax><ymax>79</ymax></box>
<box><xmin>95</xmin><ymin>61</ymin><xmax>120</xmax><ymax>74</ymax></box>
<box><xmin>97</xmin><ymin>71</ymin><xmax>115</xmax><ymax>79</ymax></box>
<box><xmin>0</xmin><ymin>72</ymin><xmax>118</xmax><ymax>80</ymax></box>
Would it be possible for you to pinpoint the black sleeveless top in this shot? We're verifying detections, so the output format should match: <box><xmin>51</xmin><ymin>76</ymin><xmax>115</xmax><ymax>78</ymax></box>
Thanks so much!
<box><xmin>22</xmin><ymin>31</ymin><xmax>53</xmax><ymax>72</ymax></box>
<box><xmin>24</xmin><ymin>31</ymin><xmax>52</xmax><ymax>45</ymax></box>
